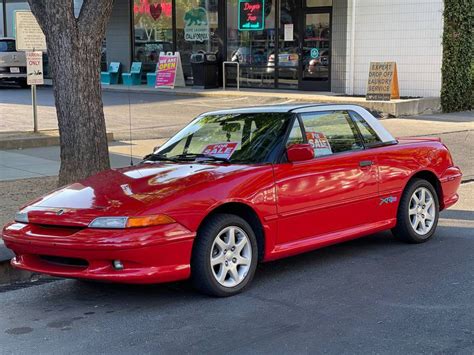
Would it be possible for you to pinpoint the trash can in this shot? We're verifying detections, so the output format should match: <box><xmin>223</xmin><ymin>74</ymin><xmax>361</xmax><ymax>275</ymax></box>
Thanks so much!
<box><xmin>190</xmin><ymin>51</ymin><xmax>220</xmax><ymax>89</ymax></box>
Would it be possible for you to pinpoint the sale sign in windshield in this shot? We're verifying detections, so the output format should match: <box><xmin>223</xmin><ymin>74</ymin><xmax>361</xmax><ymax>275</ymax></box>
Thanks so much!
<box><xmin>238</xmin><ymin>0</ymin><xmax>264</xmax><ymax>31</ymax></box>
<box><xmin>202</xmin><ymin>142</ymin><xmax>238</xmax><ymax>159</ymax></box>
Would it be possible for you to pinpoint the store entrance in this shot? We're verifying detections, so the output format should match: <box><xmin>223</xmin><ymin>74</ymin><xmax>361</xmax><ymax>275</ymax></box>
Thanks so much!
<box><xmin>298</xmin><ymin>9</ymin><xmax>331</xmax><ymax>91</ymax></box>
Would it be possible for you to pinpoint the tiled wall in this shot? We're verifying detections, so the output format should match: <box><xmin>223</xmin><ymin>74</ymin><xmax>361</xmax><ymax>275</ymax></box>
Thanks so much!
<box><xmin>333</xmin><ymin>0</ymin><xmax>444</xmax><ymax>97</ymax></box>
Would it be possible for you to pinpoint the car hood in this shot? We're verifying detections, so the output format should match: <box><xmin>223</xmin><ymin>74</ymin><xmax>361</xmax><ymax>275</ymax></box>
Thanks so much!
<box><xmin>21</xmin><ymin>162</ymin><xmax>251</xmax><ymax>227</ymax></box>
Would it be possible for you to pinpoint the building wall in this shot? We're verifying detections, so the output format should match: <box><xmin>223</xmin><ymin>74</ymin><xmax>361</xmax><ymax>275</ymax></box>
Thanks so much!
<box><xmin>342</xmin><ymin>0</ymin><xmax>444</xmax><ymax>97</ymax></box>
<box><xmin>331</xmin><ymin>0</ymin><xmax>349</xmax><ymax>93</ymax></box>
<box><xmin>106</xmin><ymin>0</ymin><xmax>132</xmax><ymax>72</ymax></box>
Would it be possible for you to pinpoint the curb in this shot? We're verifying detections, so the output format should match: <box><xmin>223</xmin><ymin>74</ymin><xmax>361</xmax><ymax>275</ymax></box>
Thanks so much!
<box><xmin>0</xmin><ymin>260</ymin><xmax>33</xmax><ymax>286</ymax></box>
<box><xmin>0</xmin><ymin>132</ymin><xmax>114</xmax><ymax>150</ymax></box>
<box><xmin>0</xmin><ymin>244</ymin><xmax>34</xmax><ymax>285</ymax></box>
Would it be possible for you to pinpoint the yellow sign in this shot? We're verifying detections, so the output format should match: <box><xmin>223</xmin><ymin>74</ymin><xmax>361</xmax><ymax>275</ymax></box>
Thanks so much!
<box><xmin>366</xmin><ymin>62</ymin><xmax>400</xmax><ymax>101</ymax></box>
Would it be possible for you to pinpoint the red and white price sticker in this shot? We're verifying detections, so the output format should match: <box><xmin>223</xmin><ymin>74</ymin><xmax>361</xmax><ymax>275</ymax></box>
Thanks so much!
<box><xmin>306</xmin><ymin>132</ymin><xmax>333</xmax><ymax>156</ymax></box>
<box><xmin>202</xmin><ymin>142</ymin><xmax>238</xmax><ymax>159</ymax></box>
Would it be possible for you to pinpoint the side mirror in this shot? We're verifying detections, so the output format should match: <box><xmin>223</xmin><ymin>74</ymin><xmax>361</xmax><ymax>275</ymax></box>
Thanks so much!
<box><xmin>286</xmin><ymin>144</ymin><xmax>314</xmax><ymax>162</ymax></box>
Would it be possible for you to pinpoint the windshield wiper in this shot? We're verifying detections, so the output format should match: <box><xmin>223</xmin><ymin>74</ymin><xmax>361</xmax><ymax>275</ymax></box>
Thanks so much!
<box><xmin>170</xmin><ymin>153</ymin><xmax>230</xmax><ymax>163</ymax></box>
<box><xmin>142</xmin><ymin>153</ymin><xmax>179</xmax><ymax>163</ymax></box>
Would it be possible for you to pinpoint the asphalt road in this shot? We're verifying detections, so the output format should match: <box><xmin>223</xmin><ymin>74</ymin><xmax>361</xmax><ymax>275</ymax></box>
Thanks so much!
<box><xmin>0</xmin><ymin>183</ymin><xmax>473</xmax><ymax>355</ymax></box>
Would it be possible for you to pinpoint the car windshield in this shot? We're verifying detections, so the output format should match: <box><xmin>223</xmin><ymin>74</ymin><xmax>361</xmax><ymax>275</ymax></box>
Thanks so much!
<box><xmin>153</xmin><ymin>112</ymin><xmax>292</xmax><ymax>164</ymax></box>
<box><xmin>0</xmin><ymin>40</ymin><xmax>16</xmax><ymax>52</ymax></box>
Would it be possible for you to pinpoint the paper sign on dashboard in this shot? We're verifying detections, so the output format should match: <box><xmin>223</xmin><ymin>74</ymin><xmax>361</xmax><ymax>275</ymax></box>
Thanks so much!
<box><xmin>202</xmin><ymin>142</ymin><xmax>238</xmax><ymax>159</ymax></box>
<box><xmin>306</xmin><ymin>132</ymin><xmax>332</xmax><ymax>156</ymax></box>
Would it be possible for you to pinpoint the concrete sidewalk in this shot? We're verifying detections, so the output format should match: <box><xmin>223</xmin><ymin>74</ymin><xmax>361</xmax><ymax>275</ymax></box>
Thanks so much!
<box><xmin>0</xmin><ymin>142</ymin><xmax>149</xmax><ymax>181</ymax></box>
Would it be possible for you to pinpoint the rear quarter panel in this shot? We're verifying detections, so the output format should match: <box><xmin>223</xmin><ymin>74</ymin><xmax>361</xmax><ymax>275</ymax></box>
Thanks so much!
<box><xmin>376</xmin><ymin>139</ymin><xmax>455</xmax><ymax>220</ymax></box>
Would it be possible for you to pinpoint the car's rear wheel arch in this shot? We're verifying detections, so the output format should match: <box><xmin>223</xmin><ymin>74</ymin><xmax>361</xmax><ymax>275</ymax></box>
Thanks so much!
<box><xmin>197</xmin><ymin>203</ymin><xmax>265</xmax><ymax>261</ymax></box>
<box><xmin>406</xmin><ymin>170</ymin><xmax>443</xmax><ymax>209</ymax></box>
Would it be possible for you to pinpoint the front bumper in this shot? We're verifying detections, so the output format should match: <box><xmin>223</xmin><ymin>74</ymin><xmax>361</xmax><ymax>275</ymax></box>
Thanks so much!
<box><xmin>2</xmin><ymin>222</ymin><xmax>195</xmax><ymax>284</ymax></box>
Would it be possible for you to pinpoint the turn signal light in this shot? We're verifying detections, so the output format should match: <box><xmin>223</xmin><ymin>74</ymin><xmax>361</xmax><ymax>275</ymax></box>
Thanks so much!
<box><xmin>126</xmin><ymin>215</ymin><xmax>176</xmax><ymax>228</ymax></box>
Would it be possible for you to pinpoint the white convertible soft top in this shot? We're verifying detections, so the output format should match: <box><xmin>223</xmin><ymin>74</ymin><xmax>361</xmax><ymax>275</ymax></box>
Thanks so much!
<box><xmin>292</xmin><ymin>104</ymin><xmax>395</xmax><ymax>143</ymax></box>
<box><xmin>205</xmin><ymin>104</ymin><xmax>396</xmax><ymax>143</ymax></box>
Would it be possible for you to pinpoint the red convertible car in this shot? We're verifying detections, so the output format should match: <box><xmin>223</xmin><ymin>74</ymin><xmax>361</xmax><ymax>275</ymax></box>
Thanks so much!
<box><xmin>2</xmin><ymin>104</ymin><xmax>462</xmax><ymax>296</ymax></box>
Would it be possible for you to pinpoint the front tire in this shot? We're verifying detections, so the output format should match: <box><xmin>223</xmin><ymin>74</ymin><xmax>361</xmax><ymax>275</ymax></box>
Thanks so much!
<box><xmin>191</xmin><ymin>213</ymin><xmax>258</xmax><ymax>297</ymax></box>
<box><xmin>392</xmin><ymin>178</ymin><xmax>439</xmax><ymax>243</ymax></box>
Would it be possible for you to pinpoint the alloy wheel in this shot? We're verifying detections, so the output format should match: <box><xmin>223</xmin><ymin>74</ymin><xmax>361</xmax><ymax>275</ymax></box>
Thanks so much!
<box><xmin>210</xmin><ymin>226</ymin><xmax>252</xmax><ymax>288</ymax></box>
<box><xmin>408</xmin><ymin>187</ymin><xmax>436</xmax><ymax>236</ymax></box>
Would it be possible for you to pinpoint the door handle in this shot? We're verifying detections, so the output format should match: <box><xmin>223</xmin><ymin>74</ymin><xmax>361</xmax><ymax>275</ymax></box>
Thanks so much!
<box><xmin>359</xmin><ymin>160</ymin><xmax>374</xmax><ymax>167</ymax></box>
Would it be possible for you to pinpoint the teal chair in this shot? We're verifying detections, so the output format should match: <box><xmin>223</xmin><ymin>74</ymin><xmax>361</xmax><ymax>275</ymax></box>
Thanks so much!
<box><xmin>146</xmin><ymin>63</ymin><xmax>159</xmax><ymax>87</ymax></box>
<box><xmin>122</xmin><ymin>62</ymin><xmax>142</xmax><ymax>86</ymax></box>
<box><xmin>101</xmin><ymin>62</ymin><xmax>121</xmax><ymax>85</ymax></box>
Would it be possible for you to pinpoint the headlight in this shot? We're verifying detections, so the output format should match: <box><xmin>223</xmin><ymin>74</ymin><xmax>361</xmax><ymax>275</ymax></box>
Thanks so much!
<box><xmin>88</xmin><ymin>217</ymin><xmax>128</xmax><ymax>229</ymax></box>
<box><xmin>14</xmin><ymin>211</ymin><xmax>29</xmax><ymax>223</ymax></box>
<box><xmin>89</xmin><ymin>215</ymin><xmax>175</xmax><ymax>229</ymax></box>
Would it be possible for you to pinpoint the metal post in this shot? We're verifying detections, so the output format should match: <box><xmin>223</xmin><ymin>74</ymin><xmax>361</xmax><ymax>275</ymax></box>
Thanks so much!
<box><xmin>236</xmin><ymin>62</ymin><xmax>240</xmax><ymax>91</ymax></box>
<box><xmin>222</xmin><ymin>62</ymin><xmax>226</xmax><ymax>90</ymax></box>
<box><xmin>222</xmin><ymin>61</ymin><xmax>240</xmax><ymax>91</ymax></box>
<box><xmin>31</xmin><ymin>84</ymin><xmax>38</xmax><ymax>132</ymax></box>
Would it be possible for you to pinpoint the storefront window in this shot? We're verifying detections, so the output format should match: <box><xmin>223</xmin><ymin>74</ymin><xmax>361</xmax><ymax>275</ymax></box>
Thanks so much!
<box><xmin>133</xmin><ymin>0</ymin><xmax>173</xmax><ymax>74</ymax></box>
<box><xmin>277</xmin><ymin>0</ymin><xmax>299</xmax><ymax>89</ymax></box>
<box><xmin>5</xmin><ymin>0</ymin><xmax>30</xmax><ymax>37</ymax></box>
<box><xmin>227</xmin><ymin>0</ymin><xmax>276</xmax><ymax>89</ymax></box>
<box><xmin>176</xmin><ymin>0</ymin><xmax>219</xmax><ymax>83</ymax></box>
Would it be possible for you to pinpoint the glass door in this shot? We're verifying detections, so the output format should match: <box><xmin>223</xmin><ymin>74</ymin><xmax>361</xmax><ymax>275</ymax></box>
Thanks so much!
<box><xmin>298</xmin><ymin>10</ymin><xmax>331</xmax><ymax>91</ymax></box>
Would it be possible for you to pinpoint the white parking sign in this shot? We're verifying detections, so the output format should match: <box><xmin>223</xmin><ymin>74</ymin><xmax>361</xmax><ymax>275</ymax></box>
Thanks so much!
<box><xmin>26</xmin><ymin>51</ymin><xmax>44</xmax><ymax>85</ymax></box>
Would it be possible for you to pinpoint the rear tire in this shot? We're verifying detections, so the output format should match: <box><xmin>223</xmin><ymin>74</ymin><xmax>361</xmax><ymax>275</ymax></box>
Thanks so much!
<box><xmin>392</xmin><ymin>178</ymin><xmax>439</xmax><ymax>243</ymax></box>
<box><xmin>191</xmin><ymin>213</ymin><xmax>258</xmax><ymax>297</ymax></box>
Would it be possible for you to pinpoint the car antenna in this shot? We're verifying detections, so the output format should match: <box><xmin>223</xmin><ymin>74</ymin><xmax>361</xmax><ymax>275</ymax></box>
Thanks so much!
<box><xmin>127</xmin><ymin>83</ymin><xmax>133</xmax><ymax>166</ymax></box>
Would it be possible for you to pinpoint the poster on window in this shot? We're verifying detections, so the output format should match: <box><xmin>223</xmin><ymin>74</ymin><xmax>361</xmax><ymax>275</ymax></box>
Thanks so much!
<box><xmin>133</xmin><ymin>0</ymin><xmax>173</xmax><ymax>42</ymax></box>
<box><xmin>184</xmin><ymin>7</ymin><xmax>210</xmax><ymax>42</ymax></box>
<box><xmin>284</xmin><ymin>24</ymin><xmax>293</xmax><ymax>41</ymax></box>
<box><xmin>306</xmin><ymin>132</ymin><xmax>332</xmax><ymax>156</ymax></box>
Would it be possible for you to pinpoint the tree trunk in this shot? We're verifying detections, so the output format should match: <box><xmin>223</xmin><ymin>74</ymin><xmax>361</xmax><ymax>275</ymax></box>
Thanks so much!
<box><xmin>27</xmin><ymin>1</ymin><xmax>114</xmax><ymax>186</ymax></box>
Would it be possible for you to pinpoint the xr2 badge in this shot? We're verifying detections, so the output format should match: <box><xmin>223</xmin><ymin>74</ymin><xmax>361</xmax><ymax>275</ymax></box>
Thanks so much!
<box><xmin>380</xmin><ymin>196</ymin><xmax>397</xmax><ymax>205</ymax></box>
